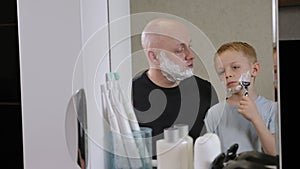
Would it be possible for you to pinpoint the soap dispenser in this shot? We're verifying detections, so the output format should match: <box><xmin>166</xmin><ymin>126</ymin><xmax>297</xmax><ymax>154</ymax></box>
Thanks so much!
<box><xmin>173</xmin><ymin>124</ymin><xmax>193</xmax><ymax>169</ymax></box>
<box><xmin>156</xmin><ymin>127</ymin><xmax>189</xmax><ymax>169</ymax></box>
<box><xmin>194</xmin><ymin>133</ymin><xmax>221</xmax><ymax>169</ymax></box>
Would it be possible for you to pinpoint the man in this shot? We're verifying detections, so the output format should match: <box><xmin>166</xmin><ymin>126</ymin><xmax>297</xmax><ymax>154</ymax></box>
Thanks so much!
<box><xmin>132</xmin><ymin>18</ymin><xmax>219</xmax><ymax>158</ymax></box>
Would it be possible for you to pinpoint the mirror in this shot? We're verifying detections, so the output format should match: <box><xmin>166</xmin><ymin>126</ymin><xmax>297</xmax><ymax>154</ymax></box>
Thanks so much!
<box><xmin>69</xmin><ymin>0</ymin><xmax>281</xmax><ymax>168</ymax></box>
<box><xmin>129</xmin><ymin>0</ymin><xmax>280</xmax><ymax>166</ymax></box>
<box><xmin>65</xmin><ymin>88</ymin><xmax>88</xmax><ymax>169</ymax></box>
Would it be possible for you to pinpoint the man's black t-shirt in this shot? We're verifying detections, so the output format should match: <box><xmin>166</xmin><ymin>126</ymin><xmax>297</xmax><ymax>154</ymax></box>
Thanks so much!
<box><xmin>132</xmin><ymin>70</ymin><xmax>219</xmax><ymax>158</ymax></box>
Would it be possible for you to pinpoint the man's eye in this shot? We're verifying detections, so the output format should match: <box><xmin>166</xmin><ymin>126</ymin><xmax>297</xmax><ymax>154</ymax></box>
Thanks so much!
<box><xmin>175</xmin><ymin>49</ymin><xmax>184</xmax><ymax>54</ymax></box>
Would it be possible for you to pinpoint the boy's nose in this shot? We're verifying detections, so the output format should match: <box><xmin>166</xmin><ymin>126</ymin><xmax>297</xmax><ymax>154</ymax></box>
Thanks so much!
<box><xmin>225</xmin><ymin>72</ymin><xmax>233</xmax><ymax>78</ymax></box>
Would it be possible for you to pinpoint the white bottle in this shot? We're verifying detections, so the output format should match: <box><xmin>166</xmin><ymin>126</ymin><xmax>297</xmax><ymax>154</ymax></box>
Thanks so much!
<box><xmin>174</xmin><ymin>124</ymin><xmax>194</xmax><ymax>169</ymax></box>
<box><xmin>194</xmin><ymin>133</ymin><xmax>221</xmax><ymax>169</ymax></box>
<box><xmin>156</xmin><ymin>127</ymin><xmax>189</xmax><ymax>169</ymax></box>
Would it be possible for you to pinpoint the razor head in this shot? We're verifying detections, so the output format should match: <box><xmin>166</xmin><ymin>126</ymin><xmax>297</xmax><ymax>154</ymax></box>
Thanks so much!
<box><xmin>239</xmin><ymin>71</ymin><xmax>251</xmax><ymax>96</ymax></box>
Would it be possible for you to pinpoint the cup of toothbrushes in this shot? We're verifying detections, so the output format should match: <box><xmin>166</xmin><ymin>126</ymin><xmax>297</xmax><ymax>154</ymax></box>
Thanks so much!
<box><xmin>132</xmin><ymin>127</ymin><xmax>153</xmax><ymax>169</ymax></box>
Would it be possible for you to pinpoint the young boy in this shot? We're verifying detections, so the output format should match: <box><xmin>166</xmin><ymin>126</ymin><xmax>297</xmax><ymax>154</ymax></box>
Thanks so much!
<box><xmin>204</xmin><ymin>41</ymin><xmax>277</xmax><ymax>156</ymax></box>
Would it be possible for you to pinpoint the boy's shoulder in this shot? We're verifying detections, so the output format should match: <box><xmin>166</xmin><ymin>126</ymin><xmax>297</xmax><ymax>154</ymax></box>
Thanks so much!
<box><xmin>256</xmin><ymin>95</ymin><xmax>277</xmax><ymax>104</ymax></box>
<box><xmin>208</xmin><ymin>100</ymin><xmax>227</xmax><ymax>112</ymax></box>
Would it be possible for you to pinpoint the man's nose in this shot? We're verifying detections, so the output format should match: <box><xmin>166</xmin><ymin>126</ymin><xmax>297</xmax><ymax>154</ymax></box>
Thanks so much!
<box><xmin>185</xmin><ymin>47</ymin><xmax>195</xmax><ymax>60</ymax></box>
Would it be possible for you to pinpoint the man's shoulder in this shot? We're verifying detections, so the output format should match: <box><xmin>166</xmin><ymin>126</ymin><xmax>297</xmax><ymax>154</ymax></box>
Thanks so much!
<box><xmin>132</xmin><ymin>70</ymin><xmax>147</xmax><ymax>82</ymax></box>
<box><xmin>184</xmin><ymin>75</ymin><xmax>212</xmax><ymax>86</ymax></box>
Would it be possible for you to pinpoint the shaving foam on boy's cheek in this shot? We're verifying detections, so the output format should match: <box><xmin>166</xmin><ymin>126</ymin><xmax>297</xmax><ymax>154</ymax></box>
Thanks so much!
<box><xmin>159</xmin><ymin>51</ymin><xmax>193</xmax><ymax>82</ymax></box>
<box><xmin>221</xmin><ymin>80</ymin><xmax>242</xmax><ymax>96</ymax></box>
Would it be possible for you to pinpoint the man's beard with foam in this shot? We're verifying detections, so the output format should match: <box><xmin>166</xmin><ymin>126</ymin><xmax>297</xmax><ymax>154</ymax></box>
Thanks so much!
<box><xmin>158</xmin><ymin>51</ymin><xmax>194</xmax><ymax>83</ymax></box>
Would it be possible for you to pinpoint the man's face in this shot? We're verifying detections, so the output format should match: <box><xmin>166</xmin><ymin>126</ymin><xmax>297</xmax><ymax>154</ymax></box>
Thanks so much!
<box><xmin>157</xmin><ymin>36</ymin><xmax>195</xmax><ymax>71</ymax></box>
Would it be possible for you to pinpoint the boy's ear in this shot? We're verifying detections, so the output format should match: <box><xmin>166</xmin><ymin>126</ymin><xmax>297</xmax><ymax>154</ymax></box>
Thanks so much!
<box><xmin>251</xmin><ymin>62</ymin><xmax>260</xmax><ymax>77</ymax></box>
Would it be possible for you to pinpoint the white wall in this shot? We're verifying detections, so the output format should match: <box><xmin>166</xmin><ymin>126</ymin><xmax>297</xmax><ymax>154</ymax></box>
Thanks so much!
<box><xmin>17</xmin><ymin>0</ymin><xmax>83</xmax><ymax>168</ymax></box>
<box><xmin>80</xmin><ymin>0</ymin><xmax>132</xmax><ymax>169</ymax></box>
<box><xmin>79</xmin><ymin>0</ymin><xmax>109</xmax><ymax>168</ymax></box>
<box><xmin>17</xmin><ymin>0</ymin><xmax>131</xmax><ymax>169</ymax></box>
<box><xmin>279</xmin><ymin>5</ymin><xmax>300</xmax><ymax>40</ymax></box>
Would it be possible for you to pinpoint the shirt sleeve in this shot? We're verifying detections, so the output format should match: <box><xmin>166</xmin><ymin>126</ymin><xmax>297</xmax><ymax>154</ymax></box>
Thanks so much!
<box><xmin>269</xmin><ymin>101</ymin><xmax>278</xmax><ymax>134</ymax></box>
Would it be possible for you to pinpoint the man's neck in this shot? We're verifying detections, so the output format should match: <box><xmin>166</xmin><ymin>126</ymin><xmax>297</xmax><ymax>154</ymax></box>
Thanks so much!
<box><xmin>147</xmin><ymin>68</ymin><xmax>179</xmax><ymax>88</ymax></box>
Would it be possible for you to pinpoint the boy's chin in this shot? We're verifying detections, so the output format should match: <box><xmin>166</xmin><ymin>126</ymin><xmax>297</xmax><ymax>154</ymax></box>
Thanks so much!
<box><xmin>228</xmin><ymin>85</ymin><xmax>242</xmax><ymax>94</ymax></box>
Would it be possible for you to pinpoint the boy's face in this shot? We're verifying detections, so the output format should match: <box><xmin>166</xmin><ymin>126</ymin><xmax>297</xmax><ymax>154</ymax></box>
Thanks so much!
<box><xmin>214</xmin><ymin>50</ymin><xmax>253</xmax><ymax>93</ymax></box>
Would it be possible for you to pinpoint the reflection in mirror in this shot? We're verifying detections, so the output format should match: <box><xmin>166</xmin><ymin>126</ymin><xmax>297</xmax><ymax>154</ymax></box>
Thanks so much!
<box><xmin>273</xmin><ymin>0</ymin><xmax>279</xmax><ymax>102</ymax></box>
<box><xmin>68</xmin><ymin>0</ymin><xmax>281</xmax><ymax>168</ymax></box>
<box><xmin>273</xmin><ymin>46</ymin><xmax>278</xmax><ymax>101</ymax></box>
<box><xmin>130</xmin><ymin>0</ymin><xmax>277</xmax><ymax>100</ymax></box>
<box><xmin>65</xmin><ymin>88</ymin><xmax>88</xmax><ymax>169</ymax></box>
<box><xmin>130</xmin><ymin>0</ymin><xmax>281</xmax><ymax>167</ymax></box>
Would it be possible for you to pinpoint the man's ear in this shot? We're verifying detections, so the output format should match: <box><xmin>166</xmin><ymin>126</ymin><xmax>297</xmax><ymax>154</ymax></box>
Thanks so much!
<box><xmin>148</xmin><ymin>51</ymin><xmax>159</xmax><ymax>64</ymax></box>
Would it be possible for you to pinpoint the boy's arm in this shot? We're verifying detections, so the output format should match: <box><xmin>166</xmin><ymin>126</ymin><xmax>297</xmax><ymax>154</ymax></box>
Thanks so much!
<box><xmin>238</xmin><ymin>96</ymin><xmax>276</xmax><ymax>156</ymax></box>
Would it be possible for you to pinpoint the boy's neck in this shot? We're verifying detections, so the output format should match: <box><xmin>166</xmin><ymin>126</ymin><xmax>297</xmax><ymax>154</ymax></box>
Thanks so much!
<box><xmin>226</xmin><ymin>91</ymin><xmax>258</xmax><ymax>106</ymax></box>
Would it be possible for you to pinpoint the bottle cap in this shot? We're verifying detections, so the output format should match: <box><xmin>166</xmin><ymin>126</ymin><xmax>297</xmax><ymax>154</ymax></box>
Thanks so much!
<box><xmin>174</xmin><ymin>124</ymin><xmax>189</xmax><ymax>138</ymax></box>
<box><xmin>164</xmin><ymin>127</ymin><xmax>179</xmax><ymax>143</ymax></box>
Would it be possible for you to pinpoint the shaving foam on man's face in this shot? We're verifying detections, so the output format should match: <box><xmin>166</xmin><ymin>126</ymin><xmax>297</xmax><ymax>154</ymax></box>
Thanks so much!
<box><xmin>159</xmin><ymin>51</ymin><xmax>194</xmax><ymax>82</ymax></box>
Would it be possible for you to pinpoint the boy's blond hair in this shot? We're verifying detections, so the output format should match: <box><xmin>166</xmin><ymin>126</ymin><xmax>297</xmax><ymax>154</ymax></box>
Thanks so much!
<box><xmin>215</xmin><ymin>41</ymin><xmax>257</xmax><ymax>63</ymax></box>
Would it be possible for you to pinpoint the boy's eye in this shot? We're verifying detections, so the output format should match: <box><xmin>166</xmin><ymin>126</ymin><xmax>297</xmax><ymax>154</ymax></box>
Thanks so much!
<box><xmin>232</xmin><ymin>66</ymin><xmax>240</xmax><ymax>70</ymax></box>
<box><xmin>217</xmin><ymin>70</ymin><xmax>225</xmax><ymax>76</ymax></box>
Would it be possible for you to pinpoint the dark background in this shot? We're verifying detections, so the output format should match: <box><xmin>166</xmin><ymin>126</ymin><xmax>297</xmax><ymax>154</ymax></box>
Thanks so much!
<box><xmin>0</xmin><ymin>0</ymin><xmax>23</xmax><ymax>169</ymax></box>
<box><xmin>278</xmin><ymin>39</ymin><xmax>299</xmax><ymax>169</ymax></box>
